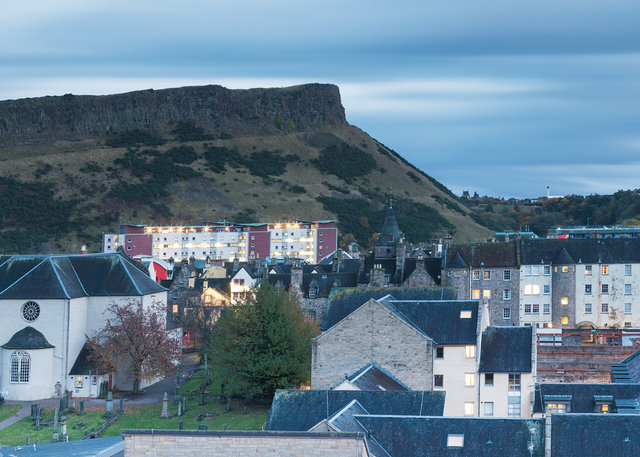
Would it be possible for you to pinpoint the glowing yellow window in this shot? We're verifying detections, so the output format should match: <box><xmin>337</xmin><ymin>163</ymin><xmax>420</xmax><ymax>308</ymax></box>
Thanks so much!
<box><xmin>465</xmin><ymin>373</ymin><xmax>475</xmax><ymax>387</ymax></box>
<box><xmin>472</xmin><ymin>290</ymin><xmax>480</xmax><ymax>299</ymax></box>
<box><xmin>483</xmin><ymin>290</ymin><xmax>491</xmax><ymax>299</ymax></box>
<box><xmin>561</xmin><ymin>297</ymin><xmax>568</xmax><ymax>305</ymax></box>
<box><xmin>561</xmin><ymin>316</ymin><xmax>569</xmax><ymax>325</ymax></box>
<box><xmin>172</xmin><ymin>304</ymin><xmax>178</xmax><ymax>313</ymax></box>
<box><xmin>465</xmin><ymin>345</ymin><xmax>476</xmax><ymax>358</ymax></box>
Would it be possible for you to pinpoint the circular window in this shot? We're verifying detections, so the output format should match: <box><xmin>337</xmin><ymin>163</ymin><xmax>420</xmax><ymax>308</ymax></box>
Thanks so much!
<box><xmin>21</xmin><ymin>301</ymin><xmax>40</xmax><ymax>322</ymax></box>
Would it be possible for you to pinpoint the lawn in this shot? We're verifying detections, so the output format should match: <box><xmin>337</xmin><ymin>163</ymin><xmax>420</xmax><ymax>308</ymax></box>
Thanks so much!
<box><xmin>0</xmin><ymin>408</ymin><xmax>109</xmax><ymax>447</ymax></box>
<box><xmin>102</xmin><ymin>397</ymin><xmax>268</xmax><ymax>436</ymax></box>
<box><xmin>0</xmin><ymin>404</ymin><xmax>23</xmax><ymax>422</ymax></box>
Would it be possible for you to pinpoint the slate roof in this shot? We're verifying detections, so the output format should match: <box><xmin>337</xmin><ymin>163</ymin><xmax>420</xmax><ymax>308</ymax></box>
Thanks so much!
<box><xmin>551</xmin><ymin>414</ymin><xmax>640</xmax><ymax>457</ymax></box>
<box><xmin>376</xmin><ymin>206</ymin><xmax>402</xmax><ymax>246</ymax></box>
<box><xmin>519</xmin><ymin>238</ymin><xmax>640</xmax><ymax>265</ymax></box>
<box><xmin>69</xmin><ymin>342</ymin><xmax>106</xmax><ymax>375</ymax></box>
<box><xmin>2</xmin><ymin>326</ymin><xmax>54</xmax><ymax>349</ymax></box>
<box><xmin>444</xmin><ymin>243</ymin><xmax>518</xmax><ymax>268</ymax></box>
<box><xmin>385</xmin><ymin>300</ymin><xmax>479</xmax><ymax>345</ymax></box>
<box><xmin>479</xmin><ymin>326</ymin><xmax>532</xmax><ymax>373</ymax></box>
<box><xmin>400</xmin><ymin>258</ymin><xmax>441</xmax><ymax>284</ymax></box>
<box><xmin>301</xmin><ymin>272</ymin><xmax>358</xmax><ymax>298</ymax></box>
<box><xmin>355</xmin><ymin>416</ymin><xmax>545</xmax><ymax>457</ymax></box>
<box><xmin>344</xmin><ymin>362</ymin><xmax>409</xmax><ymax>391</ymax></box>
<box><xmin>322</xmin><ymin>288</ymin><xmax>457</xmax><ymax>331</ymax></box>
<box><xmin>0</xmin><ymin>253</ymin><xmax>166</xmax><ymax>299</ymax></box>
<box><xmin>265</xmin><ymin>390</ymin><xmax>445</xmax><ymax>431</ymax></box>
<box><xmin>533</xmin><ymin>383</ymin><xmax>640</xmax><ymax>413</ymax></box>
<box><xmin>0</xmin><ymin>436</ymin><xmax>124</xmax><ymax>457</ymax></box>
<box><xmin>611</xmin><ymin>348</ymin><xmax>640</xmax><ymax>383</ymax></box>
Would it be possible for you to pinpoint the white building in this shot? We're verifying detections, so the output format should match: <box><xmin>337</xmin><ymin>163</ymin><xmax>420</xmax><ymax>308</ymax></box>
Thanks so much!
<box><xmin>0</xmin><ymin>253</ymin><xmax>168</xmax><ymax>401</ymax></box>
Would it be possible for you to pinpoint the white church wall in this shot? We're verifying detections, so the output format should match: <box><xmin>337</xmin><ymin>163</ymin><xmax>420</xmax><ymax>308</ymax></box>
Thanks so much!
<box><xmin>66</xmin><ymin>296</ymin><xmax>89</xmax><ymax>393</ymax></box>
<box><xmin>1</xmin><ymin>347</ymin><xmax>54</xmax><ymax>401</ymax></box>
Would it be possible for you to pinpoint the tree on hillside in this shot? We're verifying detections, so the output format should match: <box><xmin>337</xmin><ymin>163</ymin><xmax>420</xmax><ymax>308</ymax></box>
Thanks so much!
<box><xmin>207</xmin><ymin>281</ymin><xmax>319</xmax><ymax>396</ymax></box>
<box><xmin>87</xmin><ymin>300</ymin><xmax>181</xmax><ymax>395</ymax></box>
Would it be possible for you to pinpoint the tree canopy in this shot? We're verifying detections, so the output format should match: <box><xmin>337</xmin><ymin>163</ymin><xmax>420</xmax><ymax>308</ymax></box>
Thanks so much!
<box><xmin>87</xmin><ymin>300</ymin><xmax>181</xmax><ymax>395</ymax></box>
<box><xmin>207</xmin><ymin>281</ymin><xmax>319</xmax><ymax>396</ymax></box>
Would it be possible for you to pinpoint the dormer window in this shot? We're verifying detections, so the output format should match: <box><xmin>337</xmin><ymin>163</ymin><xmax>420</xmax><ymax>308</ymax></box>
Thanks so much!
<box><xmin>447</xmin><ymin>435</ymin><xmax>464</xmax><ymax>448</ymax></box>
<box><xmin>460</xmin><ymin>310</ymin><xmax>472</xmax><ymax>319</ymax></box>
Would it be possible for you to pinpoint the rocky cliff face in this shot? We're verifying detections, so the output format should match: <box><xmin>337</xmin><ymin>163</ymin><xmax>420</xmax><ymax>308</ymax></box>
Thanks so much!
<box><xmin>0</xmin><ymin>83</ymin><xmax>347</xmax><ymax>146</ymax></box>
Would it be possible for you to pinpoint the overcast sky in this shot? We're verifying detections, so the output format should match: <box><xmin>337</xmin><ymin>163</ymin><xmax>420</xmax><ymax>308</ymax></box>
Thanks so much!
<box><xmin>1</xmin><ymin>0</ymin><xmax>639</xmax><ymax>198</ymax></box>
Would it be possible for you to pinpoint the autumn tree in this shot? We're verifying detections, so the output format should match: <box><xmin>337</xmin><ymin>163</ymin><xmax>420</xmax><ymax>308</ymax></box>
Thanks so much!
<box><xmin>207</xmin><ymin>281</ymin><xmax>319</xmax><ymax>396</ymax></box>
<box><xmin>87</xmin><ymin>300</ymin><xmax>181</xmax><ymax>395</ymax></box>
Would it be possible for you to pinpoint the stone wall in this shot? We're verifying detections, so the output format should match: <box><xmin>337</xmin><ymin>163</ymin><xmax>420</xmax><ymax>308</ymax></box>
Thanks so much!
<box><xmin>537</xmin><ymin>345</ymin><xmax>635</xmax><ymax>383</ymax></box>
<box><xmin>302</xmin><ymin>297</ymin><xmax>329</xmax><ymax>324</ymax></box>
<box><xmin>123</xmin><ymin>430</ymin><xmax>368</xmax><ymax>457</ymax></box>
<box><xmin>311</xmin><ymin>299</ymin><xmax>433</xmax><ymax>390</ymax></box>
<box><xmin>403</xmin><ymin>263</ymin><xmax>437</xmax><ymax>288</ymax></box>
<box><xmin>552</xmin><ymin>266</ymin><xmax>576</xmax><ymax>328</ymax></box>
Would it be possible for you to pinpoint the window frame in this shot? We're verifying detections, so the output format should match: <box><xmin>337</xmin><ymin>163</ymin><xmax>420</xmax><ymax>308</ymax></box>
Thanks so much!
<box><xmin>503</xmin><ymin>270</ymin><xmax>511</xmax><ymax>281</ymax></box>
<box><xmin>10</xmin><ymin>351</ymin><xmax>30</xmax><ymax>384</ymax></box>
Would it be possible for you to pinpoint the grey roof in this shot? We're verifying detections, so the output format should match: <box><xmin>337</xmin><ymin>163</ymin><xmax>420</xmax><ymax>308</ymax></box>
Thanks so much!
<box><xmin>533</xmin><ymin>383</ymin><xmax>640</xmax><ymax>413</ymax></box>
<box><xmin>326</xmin><ymin>401</ymin><xmax>392</xmax><ymax>457</ymax></box>
<box><xmin>479</xmin><ymin>327</ymin><xmax>533</xmax><ymax>373</ymax></box>
<box><xmin>265</xmin><ymin>390</ymin><xmax>445</xmax><ymax>431</ymax></box>
<box><xmin>322</xmin><ymin>287</ymin><xmax>457</xmax><ymax>331</ymax></box>
<box><xmin>520</xmin><ymin>238</ymin><xmax>640</xmax><ymax>265</ymax></box>
<box><xmin>344</xmin><ymin>362</ymin><xmax>409</xmax><ymax>391</ymax></box>
<box><xmin>444</xmin><ymin>242</ymin><xmax>518</xmax><ymax>268</ymax></box>
<box><xmin>551</xmin><ymin>414</ymin><xmax>640</xmax><ymax>457</ymax></box>
<box><xmin>69</xmin><ymin>343</ymin><xmax>106</xmax><ymax>375</ymax></box>
<box><xmin>0</xmin><ymin>436</ymin><xmax>123</xmax><ymax>457</ymax></box>
<box><xmin>0</xmin><ymin>253</ymin><xmax>166</xmax><ymax>299</ymax></box>
<box><xmin>612</xmin><ymin>348</ymin><xmax>640</xmax><ymax>383</ymax></box>
<box><xmin>400</xmin><ymin>258</ymin><xmax>441</xmax><ymax>284</ymax></box>
<box><xmin>1</xmin><ymin>326</ymin><xmax>54</xmax><ymax>349</ymax></box>
<box><xmin>386</xmin><ymin>300</ymin><xmax>479</xmax><ymax>345</ymax></box>
<box><xmin>553</xmin><ymin>247</ymin><xmax>575</xmax><ymax>265</ymax></box>
<box><xmin>376</xmin><ymin>206</ymin><xmax>402</xmax><ymax>246</ymax></box>
<box><xmin>447</xmin><ymin>252</ymin><xmax>469</xmax><ymax>269</ymax></box>
<box><xmin>355</xmin><ymin>416</ymin><xmax>545</xmax><ymax>457</ymax></box>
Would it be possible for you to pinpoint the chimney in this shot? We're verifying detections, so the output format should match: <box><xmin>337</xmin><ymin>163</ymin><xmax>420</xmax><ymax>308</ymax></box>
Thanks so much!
<box><xmin>80</xmin><ymin>245</ymin><xmax>88</xmax><ymax>255</ymax></box>
<box><xmin>290</xmin><ymin>266</ymin><xmax>303</xmax><ymax>298</ymax></box>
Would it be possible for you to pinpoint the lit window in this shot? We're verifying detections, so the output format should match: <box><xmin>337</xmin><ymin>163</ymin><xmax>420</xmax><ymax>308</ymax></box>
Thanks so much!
<box><xmin>602</xmin><ymin>265</ymin><xmax>609</xmax><ymax>275</ymax></box>
<box><xmin>561</xmin><ymin>297</ymin><xmax>568</xmax><ymax>305</ymax></box>
<box><xmin>625</xmin><ymin>303</ymin><xmax>632</xmax><ymax>314</ymax></box>
<box><xmin>625</xmin><ymin>284</ymin><xmax>632</xmax><ymax>295</ymax></box>
<box><xmin>562</xmin><ymin>266</ymin><xmax>569</xmax><ymax>273</ymax></box>
<box><xmin>447</xmin><ymin>435</ymin><xmax>464</xmax><ymax>448</ymax></box>
<box><xmin>503</xmin><ymin>308</ymin><xmax>511</xmax><ymax>320</ymax></box>
<box><xmin>503</xmin><ymin>289</ymin><xmax>511</xmax><ymax>300</ymax></box>
<box><xmin>472</xmin><ymin>289</ymin><xmax>480</xmax><ymax>299</ymax></box>
<box><xmin>503</xmin><ymin>270</ymin><xmax>511</xmax><ymax>281</ymax></box>
<box><xmin>585</xmin><ymin>265</ymin><xmax>592</xmax><ymax>275</ymax></box>
<box><xmin>543</xmin><ymin>304</ymin><xmax>550</xmax><ymax>314</ymax></box>
<box><xmin>484</xmin><ymin>402</ymin><xmax>494</xmax><ymax>416</ymax></box>
<box><xmin>546</xmin><ymin>402</ymin><xmax>568</xmax><ymax>413</ymax></box>
<box><xmin>75</xmin><ymin>376</ymin><xmax>84</xmax><ymax>388</ymax></box>
<box><xmin>602</xmin><ymin>303</ymin><xmax>609</xmax><ymax>313</ymax></box>
<box><xmin>172</xmin><ymin>304</ymin><xmax>178</xmax><ymax>313</ymax></box>
<box><xmin>625</xmin><ymin>265</ymin><xmax>632</xmax><ymax>276</ymax></box>
<box><xmin>524</xmin><ymin>284</ymin><xmax>540</xmax><ymax>295</ymax></box>
<box><xmin>465</xmin><ymin>346</ymin><xmax>475</xmax><ymax>358</ymax></box>
<box><xmin>585</xmin><ymin>303</ymin><xmax>592</xmax><ymax>314</ymax></box>
<box><xmin>465</xmin><ymin>373</ymin><xmax>475</xmax><ymax>387</ymax></box>
<box><xmin>597</xmin><ymin>403</ymin><xmax>610</xmax><ymax>413</ymax></box>
<box><xmin>485</xmin><ymin>373</ymin><xmax>494</xmax><ymax>385</ymax></box>
<box><xmin>10</xmin><ymin>351</ymin><xmax>30</xmax><ymax>383</ymax></box>
<box><xmin>482</xmin><ymin>289</ymin><xmax>491</xmax><ymax>299</ymax></box>
<box><xmin>434</xmin><ymin>374</ymin><xmax>444</xmax><ymax>388</ymax></box>
<box><xmin>483</xmin><ymin>270</ymin><xmax>491</xmax><ymax>280</ymax></box>
<box><xmin>472</xmin><ymin>270</ymin><xmax>480</xmax><ymax>280</ymax></box>
<box><xmin>464</xmin><ymin>402</ymin><xmax>474</xmax><ymax>416</ymax></box>
<box><xmin>562</xmin><ymin>316</ymin><xmax>569</xmax><ymax>325</ymax></box>
<box><xmin>543</xmin><ymin>265</ymin><xmax>551</xmax><ymax>275</ymax></box>
<box><xmin>460</xmin><ymin>310</ymin><xmax>472</xmax><ymax>319</ymax></box>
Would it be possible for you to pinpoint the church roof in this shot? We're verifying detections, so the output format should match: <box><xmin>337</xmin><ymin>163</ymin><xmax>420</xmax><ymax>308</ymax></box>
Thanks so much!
<box><xmin>0</xmin><ymin>253</ymin><xmax>166</xmax><ymax>299</ymax></box>
<box><xmin>2</xmin><ymin>326</ymin><xmax>54</xmax><ymax>349</ymax></box>
<box><xmin>376</xmin><ymin>206</ymin><xmax>402</xmax><ymax>246</ymax></box>
<box><xmin>69</xmin><ymin>343</ymin><xmax>106</xmax><ymax>375</ymax></box>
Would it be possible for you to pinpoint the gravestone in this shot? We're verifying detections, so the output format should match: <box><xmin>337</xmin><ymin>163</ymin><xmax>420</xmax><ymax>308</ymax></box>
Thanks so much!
<box><xmin>52</xmin><ymin>408</ymin><xmax>59</xmax><ymax>442</ymax></box>
<box><xmin>30</xmin><ymin>403</ymin><xmax>39</xmax><ymax>420</ymax></box>
<box><xmin>160</xmin><ymin>392</ymin><xmax>170</xmax><ymax>419</ymax></box>
<box><xmin>105</xmin><ymin>391</ymin><xmax>114</xmax><ymax>418</ymax></box>
<box><xmin>79</xmin><ymin>400</ymin><xmax>85</xmax><ymax>416</ymax></box>
<box><xmin>60</xmin><ymin>416</ymin><xmax>67</xmax><ymax>442</ymax></box>
<box><xmin>198</xmin><ymin>424</ymin><xmax>208</xmax><ymax>431</ymax></box>
<box><xmin>177</xmin><ymin>399</ymin><xmax>182</xmax><ymax>417</ymax></box>
<box><xmin>179</xmin><ymin>420</ymin><xmax>183</xmax><ymax>430</ymax></box>
<box><xmin>35</xmin><ymin>409</ymin><xmax>40</xmax><ymax>431</ymax></box>
<box><xmin>182</xmin><ymin>397</ymin><xmax>187</xmax><ymax>414</ymax></box>
<box><xmin>119</xmin><ymin>397</ymin><xmax>124</xmax><ymax>413</ymax></box>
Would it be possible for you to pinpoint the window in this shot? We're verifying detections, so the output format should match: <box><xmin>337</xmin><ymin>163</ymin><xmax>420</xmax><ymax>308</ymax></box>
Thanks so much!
<box><xmin>625</xmin><ymin>284</ymin><xmax>632</xmax><ymax>295</ymax></box>
<box><xmin>561</xmin><ymin>297</ymin><xmax>568</xmax><ymax>305</ymax></box>
<box><xmin>625</xmin><ymin>265</ymin><xmax>632</xmax><ymax>276</ymax></box>
<box><xmin>602</xmin><ymin>303</ymin><xmax>609</xmax><ymax>313</ymax></box>
<box><xmin>460</xmin><ymin>311</ymin><xmax>472</xmax><ymax>319</ymax></box>
<box><xmin>465</xmin><ymin>346</ymin><xmax>475</xmax><ymax>358</ymax></box>
<box><xmin>625</xmin><ymin>303</ymin><xmax>632</xmax><ymax>314</ymax></box>
<box><xmin>472</xmin><ymin>270</ymin><xmax>480</xmax><ymax>280</ymax></box>
<box><xmin>585</xmin><ymin>265</ymin><xmax>592</xmax><ymax>275</ymax></box>
<box><xmin>482</xmin><ymin>289</ymin><xmax>491</xmax><ymax>299</ymax></box>
<box><xmin>533</xmin><ymin>304</ymin><xmax>539</xmax><ymax>314</ymax></box>
<box><xmin>447</xmin><ymin>435</ymin><xmax>464</xmax><ymax>448</ymax></box>
<box><xmin>524</xmin><ymin>266</ymin><xmax>532</xmax><ymax>276</ymax></box>
<box><xmin>546</xmin><ymin>402</ymin><xmax>569</xmax><ymax>413</ymax></box>
<box><xmin>602</xmin><ymin>284</ymin><xmax>609</xmax><ymax>295</ymax></box>
<box><xmin>596</xmin><ymin>403</ymin><xmax>610</xmax><ymax>413</ymax></box>
<box><xmin>503</xmin><ymin>308</ymin><xmax>511</xmax><ymax>319</ymax></box>
<box><xmin>465</xmin><ymin>373</ymin><xmax>475</xmax><ymax>387</ymax></box>
<box><xmin>543</xmin><ymin>285</ymin><xmax>550</xmax><ymax>295</ymax></box>
<box><xmin>562</xmin><ymin>266</ymin><xmax>569</xmax><ymax>273</ymax></box>
<box><xmin>532</xmin><ymin>266</ymin><xmax>541</xmax><ymax>276</ymax></box>
<box><xmin>308</xmin><ymin>285</ymin><xmax>318</xmax><ymax>299</ymax></box>
<box><xmin>508</xmin><ymin>374</ymin><xmax>521</xmax><ymax>417</ymax></box>
<box><xmin>524</xmin><ymin>284</ymin><xmax>540</xmax><ymax>295</ymax></box>
<box><xmin>472</xmin><ymin>289</ymin><xmax>480</xmax><ymax>300</ymax></box>
<box><xmin>503</xmin><ymin>289</ymin><xmax>511</xmax><ymax>300</ymax></box>
<box><xmin>464</xmin><ymin>402</ymin><xmax>474</xmax><ymax>416</ymax></box>
<box><xmin>562</xmin><ymin>316</ymin><xmax>569</xmax><ymax>325</ymax></box>
<box><xmin>625</xmin><ymin>322</ymin><xmax>632</xmax><ymax>328</ymax></box>
<box><xmin>524</xmin><ymin>304</ymin><xmax>532</xmax><ymax>314</ymax></box>
<box><xmin>21</xmin><ymin>301</ymin><xmax>40</xmax><ymax>322</ymax></box>
<box><xmin>602</xmin><ymin>265</ymin><xmax>609</xmax><ymax>275</ymax></box>
<box><xmin>585</xmin><ymin>284</ymin><xmax>592</xmax><ymax>295</ymax></box>
<box><xmin>10</xmin><ymin>351</ymin><xmax>30</xmax><ymax>383</ymax></box>
<box><xmin>436</xmin><ymin>347</ymin><xmax>444</xmax><ymax>359</ymax></box>
<box><xmin>585</xmin><ymin>303</ymin><xmax>592</xmax><ymax>314</ymax></box>
<box><xmin>503</xmin><ymin>270</ymin><xmax>511</xmax><ymax>281</ymax></box>
<box><xmin>434</xmin><ymin>374</ymin><xmax>444</xmax><ymax>388</ymax></box>
<box><xmin>485</xmin><ymin>373</ymin><xmax>494</xmax><ymax>386</ymax></box>
<box><xmin>483</xmin><ymin>270</ymin><xmax>491</xmax><ymax>280</ymax></box>
<box><xmin>172</xmin><ymin>304</ymin><xmax>178</xmax><ymax>313</ymax></box>
<box><xmin>484</xmin><ymin>402</ymin><xmax>494</xmax><ymax>416</ymax></box>
<box><xmin>543</xmin><ymin>265</ymin><xmax>551</xmax><ymax>275</ymax></box>
<box><xmin>75</xmin><ymin>376</ymin><xmax>84</xmax><ymax>388</ymax></box>
<box><xmin>509</xmin><ymin>375</ymin><xmax>521</xmax><ymax>391</ymax></box>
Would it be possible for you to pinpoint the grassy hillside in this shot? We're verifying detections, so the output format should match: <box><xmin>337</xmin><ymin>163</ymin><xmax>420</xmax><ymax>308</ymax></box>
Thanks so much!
<box><xmin>0</xmin><ymin>113</ymin><xmax>491</xmax><ymax>254</ymax></box>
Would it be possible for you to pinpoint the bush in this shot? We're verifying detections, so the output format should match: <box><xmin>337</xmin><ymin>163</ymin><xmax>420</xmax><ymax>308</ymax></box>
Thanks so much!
<box><xmin>172</xmin><ymin>121</ymin><xmax>213</xmax><ymax>142</ymax></box>
<box><xmin>105</xmin><ymin>129</ymin><xmax>166</xmax><ymax>148</ymax></box>
<box><xmin>167</xmin><ymin>146</ymin><xmax>198</xmax><ymax>164</ymax></box>
<box><xmin>245</xmin><ymin>150</ymin><xmax>288</xmax><ymax>178</ymax></box>
<box><xmin>204</xmin><ymin>146</ymin><xmax>244</xmax><ymax>173</ymax></box>
<box><xmin>311</xmin><ymin>143</ymin><xmax>377</xmax><ymax>184</ymax></box>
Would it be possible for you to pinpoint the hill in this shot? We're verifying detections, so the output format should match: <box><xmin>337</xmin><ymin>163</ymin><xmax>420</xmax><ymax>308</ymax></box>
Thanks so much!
<box><xmin>0</xmin><ymin>83</ymin><xmax>491</xmax><ymax>253</ymax></box>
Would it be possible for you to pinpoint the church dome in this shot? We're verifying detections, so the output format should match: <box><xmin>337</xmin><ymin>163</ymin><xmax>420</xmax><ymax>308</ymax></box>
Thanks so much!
<box><xmin>1</xmin><ymin>326</ymin><xmax>54</xmax><ymax>349</ymax></box>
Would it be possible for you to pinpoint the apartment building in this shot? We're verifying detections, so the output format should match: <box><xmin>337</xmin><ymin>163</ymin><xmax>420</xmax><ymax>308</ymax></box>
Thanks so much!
<box><xmin>102</xmin><ymin>220</ymin><xmax>337</xmax><ymax>264</ymax></box>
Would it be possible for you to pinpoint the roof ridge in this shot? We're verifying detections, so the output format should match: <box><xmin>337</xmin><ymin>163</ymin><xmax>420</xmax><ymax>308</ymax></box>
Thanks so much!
<box><xmin>119</xmin><ymin>255</ymin><xmax>143</xmax><ymax>295</ymax></box>
<box><xmin>48</xmin><ymin>257</ymin><xmax>71</xmax><ymax>299</ymax></box>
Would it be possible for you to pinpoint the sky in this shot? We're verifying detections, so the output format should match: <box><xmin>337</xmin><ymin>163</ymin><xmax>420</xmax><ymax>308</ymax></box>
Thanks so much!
<box><xmin>1</xmin><ymin>1</ymin><xmax>639</xmax><ymax>198</ymax></box>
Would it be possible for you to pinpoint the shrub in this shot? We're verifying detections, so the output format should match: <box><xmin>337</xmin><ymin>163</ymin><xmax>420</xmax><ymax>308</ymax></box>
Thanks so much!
<box><xmin>167</xmin><ymin>146</ymin><xmax>198</xmax><ymax>164</ymax></box>
<box><xmin>172</xmin><ymin>121</ymin><xmax>213</xmax><ymax>142</ymax></box>
<box><xmin>203</xmin><ymin>146</ymin><xmax>244</xmax><ymax>173</ymax></box>
<box><xmin>105</xmin><ymin>129</ymin><xmax>166</xmax><ymax>148</ymax></box>
<box><xmin>311</xmin><ymin>143</ymin><xmax>377</xmax><ymax>184</ymax></box>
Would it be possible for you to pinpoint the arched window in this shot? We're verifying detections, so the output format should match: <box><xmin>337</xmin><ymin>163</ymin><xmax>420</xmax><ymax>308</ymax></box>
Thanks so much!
<box><xmin>10</xmin><ymin>351</ymin><xmax>30</xmax><ymax>383</ymax></box>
